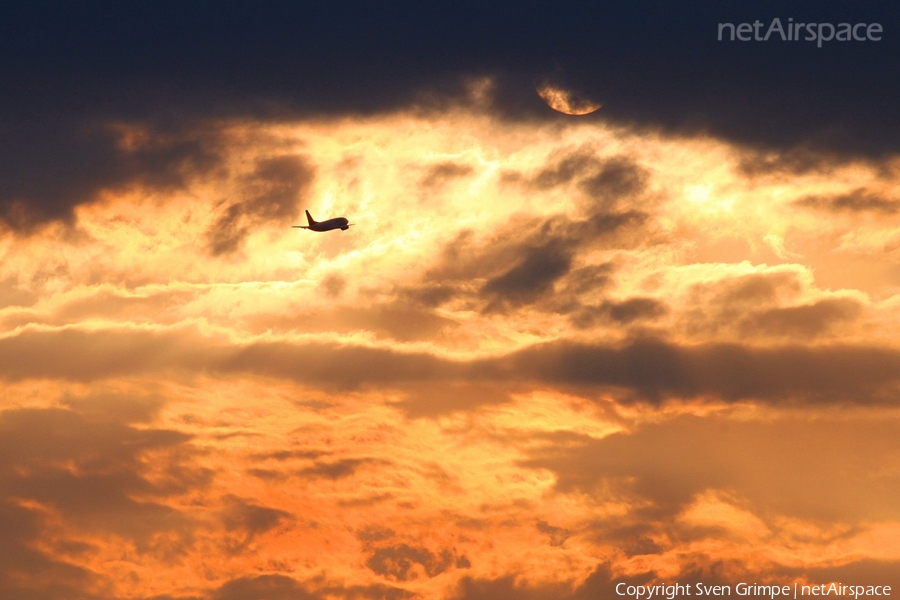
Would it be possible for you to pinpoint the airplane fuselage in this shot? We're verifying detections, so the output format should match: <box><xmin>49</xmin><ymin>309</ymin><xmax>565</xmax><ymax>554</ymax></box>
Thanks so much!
<box><xmin>307</xmin><ymin>217</ymin><xmax>349</xmax><ymax>232</ymax></box>
<box><xmin>293</xmin><ymin>210</ymin><xmax>351</xmax><ymax>232</ymax></box>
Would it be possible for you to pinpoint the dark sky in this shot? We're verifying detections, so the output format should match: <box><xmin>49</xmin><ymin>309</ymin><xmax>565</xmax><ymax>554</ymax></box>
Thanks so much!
<box><xmin>2</xmin><ymin>1</ymin><xmax>898</xmax><ymax>144</ymax></box>
<box><xmin>1</xmin><ymin>0</ymin><xmax>898</xmax><ymax>229</ymax></box>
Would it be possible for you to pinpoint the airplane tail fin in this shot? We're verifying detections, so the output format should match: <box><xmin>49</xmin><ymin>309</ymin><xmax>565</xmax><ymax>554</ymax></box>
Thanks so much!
<box><xmin>305</xmin><ymin>210</ymin><xmax>317</xmax><ymax>225</ymax></box>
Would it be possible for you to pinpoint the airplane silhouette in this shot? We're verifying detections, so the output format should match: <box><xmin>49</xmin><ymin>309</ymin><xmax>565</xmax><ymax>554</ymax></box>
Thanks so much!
<box><xmin>292</xmin><ymin>210</ymin><xmax>352</xmax><ymax>232</ymax></box>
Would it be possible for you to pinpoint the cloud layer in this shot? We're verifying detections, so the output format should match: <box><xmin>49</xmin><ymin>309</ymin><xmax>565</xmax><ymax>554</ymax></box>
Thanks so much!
<box><xmin>3</xmin><ymin>13</ymin><xmax>900</xmax><ymax>596</ymax></box>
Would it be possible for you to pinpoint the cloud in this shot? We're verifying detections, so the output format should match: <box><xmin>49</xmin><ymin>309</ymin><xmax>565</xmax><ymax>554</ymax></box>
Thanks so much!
<box><xmin>211</xmin><ymin>574</ymin><xmax>412</xmax><ymax>600</ymax></box>
<box><xmin>4</xmin><ymin>327</ymin><xmax>900</xmax><ymax>406</ymax></box>
<box><xmin>0</xmin><ymin>277</ymin><xmax>38</xmax><ymax>308</ymax></box>
<box><xmin>258</xmin><ymin>304</ymin><xmax>459</xmax><ymax>342</ymax></box>
<box><xmin>738</xmin><ymin>298</ymin><xmax>863</xmax><ymax>338</ymax></box>
<box><xmin>578</xmin><ymin>156</ymin><xmax>649</xmax><ymax>208</ymax></box>
<box><xmin>535</xmin><ymin>520</ymin><xmax>570</xmax><ymax>547</ymax></box>
<box><xmin>518</xmin><ymin>150</ymin><xmax>650</xmax><ymax>213</ymax></box>
<box><xmin>796</xmin><ymin>188</ymin><xmax>900</xmax><ymax>215</ymax></box>
<box><xmin>422</xmin><ymin>166</ymin><xmax>648</xmax><ymax>314</ymax></box>
<box><xmin>451</xmin><ymin>575</ymin><xmax>570</xmax><ymax>600</ymax></box>
<box><xmin>207</xmin><ymin>154</ymin><xmax>315</xmax><ymax>255</ymax></box>
<box><xmin>1</xmin><ymin>286</ymin><xmax>199</xmax><ymax>331</ymax></box>
<box><xmin>480</xmin><ymin>239</ymin><xmax>574</xmax><ymax>311</ymax></box>
<box><xmin>298</xmin><ymin>458</ymin><xmax>391</xmax><ymax>481</ymax></box>
<box><xmin>793</xmin><ymin>560</ymin><xmax>900</xmax><ymax>592</ymax></box>
<box><xmin>0</xmin><ymin>404</ymin><xmax>202</xmax><ymax>550</ymax></box>
<box><xmin>0</xmin><ymin>0</ymin><xmax>897</xmax><ymax>245</ymax></box>
<box><xmin>394</xmin><ymin>382</ymin><xmax>515</xmax><ymax>418</ymax></box>
<box><xmin>3</xmin><ymin>12</ymin><xmax>899</xmax><ymax>597</ymax></box>
<box><xmin>450</xmin><ymin>563</ymin><xmax>653</xmax><ymax>600</ymax></box>
<box><xmin>501</xmin><ymin>338</ymin><xmax>900</xmax><ymax>404</ymax></box>
<box><xmin>321</xmin><ymin>274</ymin><xmax>347</xmax><ymax>298</ymax></box>
<box><xmin>570</xmin><ymin>297</ymin><xmax>668</xmax><ymax>329</ymax></box>
<box><xmin>365</xmin><ymin>543</ymin><xmax>457</xmax><ymax>581</ymax></box>
<box><xmin>0</xmin><ymin>117</ymin><xmax>226</xmax><ymax>231</ymax></box>
<box><xmin>527</xmin><ymin>148</ymin><xmax>601</xmax><ymax>190</ymax></box>
<box><xmin>420</xmin><ymin>162</ymin><xmax>475</xmax><ymax>189</ymax></box>
<box><xmin>521</xmin><ymin>414</ymin><xmax>900</xmax><ymax>521</ymax></box>
<box><xmin>211</xmin><ymin>575</ymin><xmax>316</xmax><ymax>600</ymax></box>
<box><xmin>220</xmin><ymin>495</ymin><xmax>293</xmax><ymax>552</ymax></box>
<box><xmin>0</xmin><ymin>392</ymin><xmax>215</xmax><ymax>598</ymax></box>
<box><xmin>679</xmin><ymin>270</ymin><xmax>864</xmax><ymax>340</ymax></box>
<box><xmin>0</xmin><ymin>499</ymin><xmax>103</xmax><ymax>600</ymax></box>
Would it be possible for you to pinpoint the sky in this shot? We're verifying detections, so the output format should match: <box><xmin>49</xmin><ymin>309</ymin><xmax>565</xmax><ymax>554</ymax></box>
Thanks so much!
<box><xmin>2</xmin><ymin>2</ymin><xmax>900</xmax><ymax>599</ymax></box>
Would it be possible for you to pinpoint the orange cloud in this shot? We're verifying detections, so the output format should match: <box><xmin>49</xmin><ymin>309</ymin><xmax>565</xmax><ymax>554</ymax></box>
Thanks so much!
<box><xmin>3</xmin><ymin>110</ymin><xmax>900</xmax><ymax>599</ymax></box>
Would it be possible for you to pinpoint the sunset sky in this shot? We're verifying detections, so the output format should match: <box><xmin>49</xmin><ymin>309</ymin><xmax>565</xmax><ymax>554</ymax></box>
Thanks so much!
<box><xmin>3</xmin><ymin>2</ymin><xmax>900</xmax><ymax>599</ymax></box>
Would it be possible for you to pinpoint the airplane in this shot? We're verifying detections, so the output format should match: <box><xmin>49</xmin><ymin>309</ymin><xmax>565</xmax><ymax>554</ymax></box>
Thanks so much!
<box><xmin>292</xmin><ymin>210</ymin><xmax>352</xmax><ymax>232</ymax></box>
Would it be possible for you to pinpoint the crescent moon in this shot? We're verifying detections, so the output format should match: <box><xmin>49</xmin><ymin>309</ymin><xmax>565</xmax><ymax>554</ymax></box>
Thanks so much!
<box><xmin>536</xmin><ymin>83</ymin><xmax>601</xmax><ymax>116</ymax></box>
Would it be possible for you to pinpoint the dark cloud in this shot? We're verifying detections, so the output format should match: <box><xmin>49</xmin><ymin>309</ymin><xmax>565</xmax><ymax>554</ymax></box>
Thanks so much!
<box><xmin>224</xmin><ymin>338</ymin><xmax>461</xmax><ymax>388</ymax></box>
<box><xmin>554</xmin><ymin>263</ymin><xmax>615</xmax><ymax>300</ymax></box>
<box><xmin>424</xmin><ymin>191</ymin><xmax>646</xmax><ymax>315</ymax></box>
<box><xmin>298</xmin><ymin>458</ymin><xmax>390</xmax><ymax>480</ymax></box>
<box><xmin>0</xmin><ymin>326</ymin><xmax>464</xmax><ymax>387</ymax></box>
<box><xmin>796</xmin><ymin>188</ymin><xmax>900</xmax><ymax>214</ymax></box>
<box><xmin>246</xmin><ymin>452</ymin><xmax>346</xmax><ymax>481</ymax></box>
<box><xmin>321</xmin><ymin>274</ymin><xmax>347</xmax><ymax>298</ymax></box>
<box><xmin>252</xmin><ymin>450</ymin><xmax>326</xmax><ymax>461</ymax></box>
<box><xmin>207</xmin><ymin>155</ymin><xmax>314</xmax><ymax>255</ymax></box>
<box><xmin>211</xmin><ymin>575</ymin><xmax>316</xmax><ymax>600</ymax></box>
<box><xmin>451</xmin><ymin>575</ymin><xmax>570</xmax><ymax>600</ymax></box>
<box><xmin>420</xmin><ymin>162</ymin><xmax>474</xmax><ymax>188</ymax></box>
<box><xmin>365</xmin><ymin>543</ymin><xmax>456</xmax><ymax>581</ymax></box>
<box><xmin>713</xmin><ymin>272</ymin><xmax>803</xmax><ymax>305</ymax></box>
<box><xmin>356</xmin><ymin>526</ymin><xmax>396</xmax><ymax>544</ymax></box>
<box><xmin>519</xmin><ymin>150</ymin><xmax>649</xmax><ymax>213</ymax></box>
<box><xmin>578</xmin><ymin>157</ymin><xmax>649</xmax><ymax>207</ymax></box>
<box><xmin>528</xmin><ymin>148</ymin><xmax>600</xmax><ymax>190</ymax></box>
<box><xmin>500</xmin><ymin>338</ymin><xmax>900</xmax><ymax>404</ymax></box>
<box><xmin>571</xmin><ymin>297</ymin><xmax>668</xmax><ymax>329</ymax></box>
<box><xmin>3</xmin><ymin>2</ymin><xmax>895</xmax><ymax>176</ymax></box>
<box><xmin>481</xmin><ymin>239</ymin><xmax>574</xmax><ymax>311</ymax></box>
<box><xmin>0</xmin><ymin>393</ymin><xmax>214</xmax><ymax>598</ymax></box>
<box><xmin>452</xmin><ymin>556</ymin><xmax>900</xmax><ymax>600</ymax></box>
<box><xmin>450</xmin><ymin>563</ymin><xmax>653</xmax><ymax>600</ymax></box>
<box><xmin>211</xmin><ymin>574</ymin><xmax>412</xmax><ymax>600</ymax></box>
<box><xmin>737</xmin><ymin>147</ymin><xmax>849</xmax><ymax>177</ymax></box>
<box><xmin>535</xmin><ymin>520</ymin><xmax>570</xmax><ymax>546</ymax></box>
<box><xmin>793</xmin><ymin>560</ymin><xmax>900</xmax><ymax>592</ymax></box>
<box><xmin>221</xmin><ymin>495</ymin><xmax>293</xmax><ymax>552</ymax></box>
<box><xmin>521</xmin><ymin>415</ymin><xmax>900</xmax><ymax>521</ymax></box>
<box><xmin>3</xmin><ymin>2</ymin><xmax>895</xmax><ymax>229</ymax></box>
<box><xmin>6</xmin><ymin>327</ymin><xmax>900</xmax><ymax>407</ymax></box>
<box><xmin>0</xmin><ymin>499</ymin><xmax>102</xmax><ymax>600</ymax></box>
<box><xmin>0</xmin><ymin>404</ymin><xmax>203</xmax><ymax>553</ymax></box>
<box><xmin>680</xmin><ymin>270</ymin><xmax>865</xmax><ymax>340</ymax></box>
<box><xmin>0</xmin><ymin>117</ymin><xmax>225</xmax><ymax>231</ymax></box>
<box><xmin>738</xmin><ymin>297</ymin><xmax>862</xmax><ymax>338</ymax></box>
<box><xmin>400</xmin><ymin>283</ymin><xmax>464</xmax><ymax>308</ymax></box>
<box><xmin>682</xmin><ymin>271</ymin><xmax>823</xmax><ymax>336</ymax></box>
<box><xmin>502</xmin><ymin>146</ymin><xmax>650</xmax><ymax>213</ymax></box>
